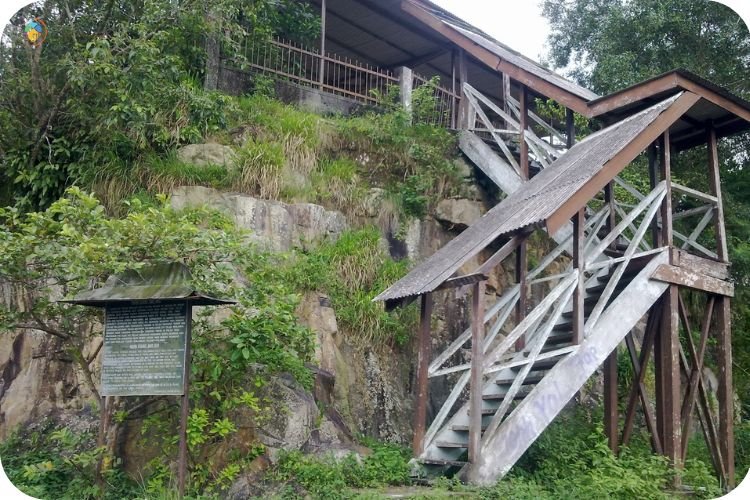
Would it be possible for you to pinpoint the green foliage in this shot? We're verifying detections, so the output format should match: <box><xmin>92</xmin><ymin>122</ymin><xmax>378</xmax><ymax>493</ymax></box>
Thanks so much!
<box><xmin>542</xmin><ymin>0</ymin><xmax>750</xmax><ymax>97</ymax></box>
<box><xmin>271</xmin><ymin>442</ymin><xmax>411</xmax><ymax>499</ymax></box>
<box><xmin>0</xmin><ymin>420</ymin><xmax>138</xmax><ymax>500</ymax></box>
<box><xmin>512</xmin><ymin>408</ymin><xmax>681</xmax><ymax>499</ymax></box>
<box><xmin>287</xmin><ymin>228</ymin><xmax>417</xmax><ymax>347</ymax></box>
<box><xmin>338</xmin><ymin>108</ymin><xmax>462</xmax><ymax>219</ymax></box>
<box><xmin>0</xmin><ymin>0</ymin><xmax>320</xmax><ymax>209</ymax></box>
<box><xmin>0</xmin><ymin>188</ymin><xmax>316</xmax><ymax>495</ymax></box>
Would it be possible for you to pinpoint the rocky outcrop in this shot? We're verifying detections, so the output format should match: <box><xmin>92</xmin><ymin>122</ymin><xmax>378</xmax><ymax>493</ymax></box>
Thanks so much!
<box><xmin>434</xmin><ymin>198</ymin><xmax>484</xmax><ymax>230</ymax></box>
<box><xmin>170</xmin><ymin>186</ymin><xmax>348</xmax><ymax>252</ymax></box>
<box><xmin>176</xmin><ymin>143</ymin><xmax>236</xmax><ymax>167</ymax></box>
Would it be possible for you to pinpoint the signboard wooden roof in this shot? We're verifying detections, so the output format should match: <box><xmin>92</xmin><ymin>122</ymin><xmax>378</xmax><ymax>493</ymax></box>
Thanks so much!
<box><xmin>60</xmin><ymin>261</ymin><xmax>235</xmax><ymax>307</ymax></box>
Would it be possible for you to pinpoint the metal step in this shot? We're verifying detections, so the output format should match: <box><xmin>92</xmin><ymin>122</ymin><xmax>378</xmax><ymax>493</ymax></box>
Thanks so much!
<box><xmin>483</xmin><ymin>388</ymin><xmax>532</xmax><ymax>401</ymax></box>
<box><xmin>495</xmin><ymin>373</ymin><xmax>546</xmax><ymax>385</ymax></box>
<box><xmin>421</xmin><ymin>458</ymin><xmax>467</xmax><ymax>467</ymax></box>
<box><xmin>435</xmin><ymin>441</ymin><xmax>468</xmax><ymax>449</ymax></box>
<box><xmin>510</xmin><ymin>355</ymin><xmax>563</xmax><ymax>372</ymax></box>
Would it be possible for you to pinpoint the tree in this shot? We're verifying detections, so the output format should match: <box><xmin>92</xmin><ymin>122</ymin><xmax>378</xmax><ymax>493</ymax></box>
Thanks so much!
<box><xmin>542</xmin><ymin>0</ymin><xmax>750</xmax><ymax>97</ymax></box>
<box><xmin>0</xmin><ymin>0</ymin><xmax>320</xmax><ymax>210</ymax></box>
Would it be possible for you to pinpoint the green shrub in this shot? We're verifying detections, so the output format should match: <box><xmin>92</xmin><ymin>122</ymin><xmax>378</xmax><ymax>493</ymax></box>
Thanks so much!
<box><xmin>272</xmin><ymin>442</ymin><xmax>410</xmax><ymax>499</ymax></box>
<box><xmin>286</xmin><ymin>228</ymin><xmax>417</xmax><ymax>347</ymax></box>
<box><xmin>0</xmin><ymin>420</ymin><xmax>138</xmax><ymax>500</ymax></box>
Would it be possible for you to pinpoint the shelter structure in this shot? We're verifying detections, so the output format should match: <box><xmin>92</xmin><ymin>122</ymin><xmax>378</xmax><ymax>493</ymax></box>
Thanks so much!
<box><xmin>62</xmin><ymin>261</ymin><xmax>234</xmax><ymax>496</ymax></box>
<box><xmin>231</xmin><ymin>0</ymin><xmax>748</xmax><ymax>491</ymax></box>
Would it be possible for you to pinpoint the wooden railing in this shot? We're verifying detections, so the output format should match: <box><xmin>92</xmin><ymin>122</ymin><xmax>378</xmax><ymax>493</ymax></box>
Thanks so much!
<box><xmin>224</xmin><ymin>36</ymin><xmax>458</xmax><ymax>124</ymax></box>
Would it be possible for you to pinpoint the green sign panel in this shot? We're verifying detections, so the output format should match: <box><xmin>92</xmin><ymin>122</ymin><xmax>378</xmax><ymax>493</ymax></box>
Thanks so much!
<box><xmin>102</xmin><ymin>302</ymin><xmax>187</xmax><ymax>396</ymax></box>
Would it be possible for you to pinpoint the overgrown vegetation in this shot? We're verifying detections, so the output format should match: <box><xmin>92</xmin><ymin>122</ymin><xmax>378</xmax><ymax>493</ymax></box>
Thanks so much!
<box><xmin>287</xmin><ymin>228</ymin><xmax>418</xmax><ymax>347</ymax></box>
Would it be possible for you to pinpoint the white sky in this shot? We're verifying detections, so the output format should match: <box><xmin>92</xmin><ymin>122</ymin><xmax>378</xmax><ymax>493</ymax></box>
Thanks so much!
<box><xmin>432</xmin><ymin>0</ymin><xmax>550</xmax><ymax>62</ymax></box>
<box><xmin>431</xmin><ymin>0</ymin><xmax>750</xmax><ymax>67</ymax></box>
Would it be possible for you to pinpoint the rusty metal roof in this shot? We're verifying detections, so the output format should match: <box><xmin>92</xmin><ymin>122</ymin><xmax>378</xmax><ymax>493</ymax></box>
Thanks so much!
<box><xmin>375</xmin><ymin>94</ymin><xmax>685</xmax><ymax>305</ymax></box>
<box><xmin>60</xmin><ymin>262</ymin><xmax>235</xmax><ymax>307</ymax></box>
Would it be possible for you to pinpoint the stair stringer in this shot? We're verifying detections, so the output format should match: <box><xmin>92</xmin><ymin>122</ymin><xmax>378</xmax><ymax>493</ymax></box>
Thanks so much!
<box><xmin>459</xmin><ymin>130</ymin><xmax>524</xmax><ymax>194</ymax></box>
<box><xmin>463</xmin><ymin>250</ymin><xmax>670</xmax><ymax>485</ymax></box>
<box><xmin>458</xmin><ymin>130</ymin><xmax>574</xmax><ymax>246</ymax></box>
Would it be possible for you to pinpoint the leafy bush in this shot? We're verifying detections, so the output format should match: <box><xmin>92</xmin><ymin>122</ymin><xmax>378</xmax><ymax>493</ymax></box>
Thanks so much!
<box><xmin>271</xmin><ymin>442</ymin><xmax>411</xmax><ymax>499</ymax></box>
<box><xmin>0</xmin><ymin>420</ymin><xmax>138</xmax><ymax>500</ymax></box>
<box><xmin>287</xmin><ymin>228</ymin><xmax>417</xmax><ymax>347</ymax></box>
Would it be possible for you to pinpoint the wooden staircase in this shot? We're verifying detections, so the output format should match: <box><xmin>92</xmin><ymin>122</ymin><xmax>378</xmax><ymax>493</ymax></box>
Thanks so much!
<box><xmin>411</xmin><ymin>84</ymin><xmax>676</xmax><ymax>483</ymax></box>
<box><xmin>417</xmin><ymin>250</ymin><xmax>669</xmax><ymax>482</ymax></box>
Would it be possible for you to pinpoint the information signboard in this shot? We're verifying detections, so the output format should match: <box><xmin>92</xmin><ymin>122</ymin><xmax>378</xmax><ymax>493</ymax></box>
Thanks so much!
<box><xmin>101</xmin><ymin>302</ymin><xmax>187</xmax><ymax>396</ymax></box>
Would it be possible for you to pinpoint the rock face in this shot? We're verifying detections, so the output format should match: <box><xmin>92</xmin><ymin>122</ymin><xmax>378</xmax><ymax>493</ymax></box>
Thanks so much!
<box><xmin>434</xmin><ymin>198</ymin><xmax>484</xmax><ymax>230</ymax></box>
<box><xmin>176</xmin><ymin>143</ymin><xmax>236</xmax><ymax>167</ymax></box>
<box><xmin>170</xmin><ymin>186</ymin><xmax>348</xmax><ymax>251</ymax></box>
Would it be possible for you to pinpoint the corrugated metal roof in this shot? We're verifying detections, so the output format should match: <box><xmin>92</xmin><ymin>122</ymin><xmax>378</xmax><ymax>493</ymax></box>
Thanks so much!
<box><xmin>444</xmin><ymin>23</ymin><xmax>599</xmax><ymax>102</ymax></box>
<box><xmin>60</xmin><ymin>262</ymin><xmax>235</xmax><ymax>307</ymax></box>
<box><xmin>374</xmin><ymin>94</ymin><xmax>682</xmax><ymax>304</ymax></box>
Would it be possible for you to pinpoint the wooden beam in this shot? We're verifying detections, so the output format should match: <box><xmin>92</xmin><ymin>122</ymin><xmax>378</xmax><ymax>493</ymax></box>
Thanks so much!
<box><xmin>477</xmin><ymin>236</ymin><xmax>523</xmax><ymax>276</ymax></box>
<box><xmin>588</xmin><ymin>73</ymin><xmax>682</xmax><ymax>117</ymax></box>
<box><xmin>566</xmin><ymin>108</ymin><xmax>575</xmax><ymax>149</ymax></box>
<box><xmin>389</xmin><ymin>48</ymin><xmax>447</xmax><ymax>69</ymax></box>
<box><xmin>651</xmin><ymin>264</ymin><xmax>734</xmax><ymax>297</ymax></box>
<box><xmin>545</xmin><ymin>92</ymin><xmax>701</xmax><ymax>236</ymax></box>
<box><xmin>708</xmin><ymin>126</ymin><xmax>729</xmax><ymax>262</ymax></box>
<box><xmin>457</xmin><ymin>49</ymin><xmax>468</xmax><ymax>129</ymax></box>
<box><xmin>676</xmin><ymin>74</ymin><xmax>750</xmax><ymax>123</ymax></box>
<box><xmin>716</xmin><ymin>296</ymin><xmax>735</xmax><ymax>489</ymax></box>
<box><xmin>670</xmin><ymin>248</ymin><xmax>729</xmax><ymax>280</ymax></box>
<box><xmin>678</xmin><ymin>343</ymin><xmax>727</xmax><ymax>482</ymax></box>
<box><xmin>515</xmin><ymin>239</ymin><xmax>528</xmax><ymax>351</ymax></box>
<box><xmin>572</xmin><ymin>209</ymin><xmax>585</xmax><ymax>345</ymax></box>
<box><xmin>519</xmin><ymin>85</ymin><xmax>529</xmax><ymax>179</ymax></box>
<box><xmin>469</xmin><ymin>281</ymin><xmax>486</xmax><ymax>464</ymax></box>
<box><xmin>658</xmin><ymin>285</ymin><xmax>682</xmax><ymax>471</ymax></box>
<box><xmin>413</xmin><ymin>292</ymin><xmax>433</xmax><ymax>455</ymax></box>
<box><xmin>435</xmin><ymin>272</ymin><xmax>488</xmax><ymax>292</ymax></box>
<box><xmin>660</xmin><ymin>130</ymin><xmax>674</xmax><ymax>251</ymax></box>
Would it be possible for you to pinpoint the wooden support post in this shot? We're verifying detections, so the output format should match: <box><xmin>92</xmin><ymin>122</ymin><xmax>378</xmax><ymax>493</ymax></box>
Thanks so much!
<box><xmin>177</xmin><ymin>303</ymin><xmax>193</xmax><ymax>498</ymax></box>
<box><xmin>708</xmin><ymin>126</ymin><xmax>728</xmax><ymax>261</ymax></box>
<box><xmin>566</xmin><ymin>108</ymin><xmax>575</xmax><ymax>149</ymax></box>
<box><xmin>413</xmin><ymin>293</ymin><xmax>433</xmax><ymax>456</ymax></box>
<box><xmin>319</xmin><ymin>0</ymin><xmax>327</xmax><ymax>89</ymax></box>
<box><xmin>656</xmin><ymin>130</ymin><xmax>681</xmax><ymax>473</ymax></box>
<box><xmin>658</xmin><ymin>286</ymin><xmax>681</xmax><ymax>471</ymax></box>
<box><xmin>707</xmin><ymin>125</ymin><xmax>734</xmax><ymax>489</ymax></box>
<box><xmin>515</xmin><ymin>239</ymin><xmax>527</xmax><ymax>351</ymax></box>
<box><xmin>716</xmin><ymin>296</ymin><xmax>735</xmax><ymax>489</ymax></box>
<box><xmin>457</xmin><ymin>49</ymin><xmax>468</xmax><ymax>129</ymax></box>
<box><xmin>660</xmin><ymin>131</ymin><xmax>674</xmax><ymax>250</ymax></box>
<box><xmin>451</xmin><ymin>50</ymin><xmax>457</xmax><ymax>129</ymax></box>
<box><xmin>397</xmin><ymin>66</ymin><xmax>413</xmax><ymax>122</ymax></box>
<box><xmin>519</xmin><ymin>85</ymin><xmax>529</xmax><ymax>179</ymax></box>
<box><xmin>572</xmin><ymin>209</ymin><xmax>584</xmax><ymax>345</ymax></box>
<box><xmin>469</xmin><ymin>281</ymin><xmax>486</xmax><ymax>464</ymax></box>
<box><xmin>503</xmin><ymin>72</ymin><xmax>511</xmax><ymax>125</ymax></box>
<box><xmin>604</xmin><ymin>350</ymin><xmax>619</xmax><ymax>454</ymax></box>
<box><xmin>604</xmin><ymin>182</ymin><xmax>616</xmax><ymax>245</ymax></box>
<box><xmin>648</xmin><ymin>144</ymin><xmax>660</xmax><ymax>248</ymax></box>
